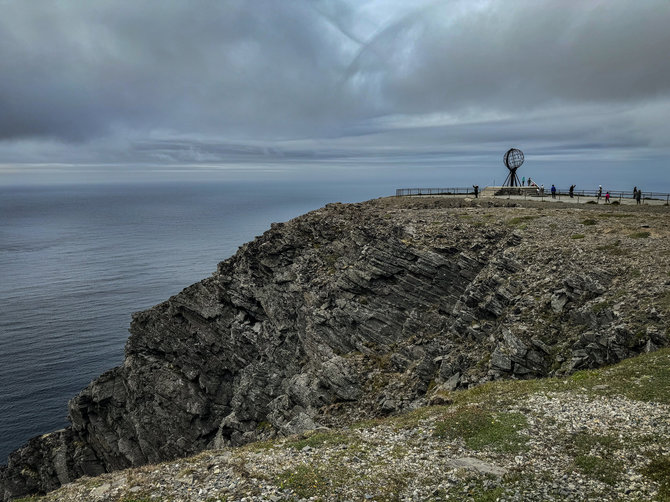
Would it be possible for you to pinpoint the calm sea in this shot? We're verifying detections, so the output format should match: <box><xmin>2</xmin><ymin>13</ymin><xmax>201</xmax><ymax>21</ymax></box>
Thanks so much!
<box><xmin>0</xmin><ymin>179</ymin><xmax>384</xmax><ymax>462</ymax></box>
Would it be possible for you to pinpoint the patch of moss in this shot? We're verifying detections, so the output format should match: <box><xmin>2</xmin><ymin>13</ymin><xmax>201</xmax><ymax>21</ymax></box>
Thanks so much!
<box><xmin>642</xmin><ymin>455</ymin><xmax>670</xmax><ymax>499</ymax></box>
<box><xmin>284</xmin><ymin>431</ymin><xmax>353</xmax><ymax>451</ymax></box>
<box><xmin>599</xmin><ymin>213</ymin><xmax>634</xmax><ymax>218</ymax></box>
<box><xmin>659</xmin><ymin>291</ymin><xmax>670</xmax><ymax>313</ymax></box>
<box><xmin>506</xmin><ymin>215</ymin><xmax>537</xmax><ymax>226</ymax></box>
<box><xmin>596</xmin><ymin>240</ymin><xmax>628</xmax><ymax>256</ymax></box>
<box><xmin>324</xmin><ymin>253</ymin><xmax>340</xmax><ymax>274</ymax></box>
<box><xmin>434</xmin><ymin>408</ymin><xmax>528</xmax><ymax>452</ymax></box>
<box><xmin>569</xmin><ymin>432</ymin><xmax>624</xmax><ymax>485</ymax></box>
<box><xmin>574</xmin><ymin>454</ymin><xmax>622</xmax><ymax>485</ymax></box>
<box><xmin>591</xmin><ymin>300</ymin><xmax>611</xmax><ymax>314</ymax></box>
<box><xmin>446</xmin><ymin>349</ymin><xmax>670</xmax><ymax>407</ymax></box>
<box><xmin>276</xmin><ymin>463</ymin><xmax>329</xmax><ymax>498</ymax></box>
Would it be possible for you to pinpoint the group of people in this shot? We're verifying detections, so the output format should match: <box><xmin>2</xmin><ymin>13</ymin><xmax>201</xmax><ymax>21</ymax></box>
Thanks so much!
<box><xmin>471</xmin><ymin>181</ymin><xmax>643</xmax><ymax>204</ymax></box>
<box><xmin>594</xmin><ymin>185</ymin><xmax>642</xmax><ymax>204</ymax></box>
<box><xmin>521</xmin><ymin>176</ymin><xmax>537</xmax><ymax>187</ymax></box>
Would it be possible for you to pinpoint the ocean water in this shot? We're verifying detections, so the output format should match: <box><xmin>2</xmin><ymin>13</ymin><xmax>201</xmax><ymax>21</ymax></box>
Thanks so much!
<box><xmin>0</xmin><ymin>179</ymin><xmax>385</xmax><ymax>462</ymax></box>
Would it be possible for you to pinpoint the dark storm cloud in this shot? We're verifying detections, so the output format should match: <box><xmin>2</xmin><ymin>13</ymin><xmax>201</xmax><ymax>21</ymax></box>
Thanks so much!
<box><xmin>0</xmin><ymin>0</ymin><xmax>669</xmax><ymax>165</ymax></box>
<box><xmin>0</xmin><ymin>0</ymin><xmax>361</xmax><ymax>141</ymax></box>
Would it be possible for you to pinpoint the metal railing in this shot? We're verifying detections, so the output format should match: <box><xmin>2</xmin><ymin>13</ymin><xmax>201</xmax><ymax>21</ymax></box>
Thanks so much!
<box><xmin>395</xmin><ymin>187</ymin><xmax>474</xmax><ymax>196</ymax></box>
<box><xmin>511</xmin><ymin>188</ymin><xmax>670</xmax><ymax>204</ymax></box>
<box><xmin>396</xmin><ymin>187</ymin><xmax>670</xmax><ymax>204</ymax></box>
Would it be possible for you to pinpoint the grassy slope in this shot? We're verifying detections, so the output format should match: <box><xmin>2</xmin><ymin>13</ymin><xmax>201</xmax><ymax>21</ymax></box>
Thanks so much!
<box><xmin>20</xmin><ymin>348</ymin><xmax>670</xmax><ymax>502</ymax></box>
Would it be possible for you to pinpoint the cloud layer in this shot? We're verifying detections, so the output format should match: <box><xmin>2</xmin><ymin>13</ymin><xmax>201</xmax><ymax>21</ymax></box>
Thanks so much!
<box><xmin>1</xmin><ymin>0</ymin><xmax>669</xmax><ymax>179</ymax></box>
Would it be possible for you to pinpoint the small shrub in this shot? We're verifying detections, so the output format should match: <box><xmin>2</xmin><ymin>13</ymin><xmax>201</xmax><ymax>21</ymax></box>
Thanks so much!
<box><xmin>629</xmin><ymin>231</ymin><xmax>651</xmax><ymax>239</ymax></box>
<box><xmin>571</xmin><ymin>234</ymin><xmax>586</xmax><ymax>239</ymax></box>
<box><xmin>581</xmin><ymin>219</ymin><xmax>597</xmax><ymax>225</ymax></box>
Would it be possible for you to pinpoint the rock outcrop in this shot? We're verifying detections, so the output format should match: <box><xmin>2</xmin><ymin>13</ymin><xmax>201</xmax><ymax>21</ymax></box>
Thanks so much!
<box><xmin>2</xmin><ymin>197</ymin><xmax>669</xmax><ymax>500</ymax></box>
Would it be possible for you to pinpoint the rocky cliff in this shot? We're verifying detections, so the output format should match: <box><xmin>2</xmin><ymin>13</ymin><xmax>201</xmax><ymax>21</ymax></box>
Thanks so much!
<box><xmin>2</xmin><ymin>197</ymin><xmax>669</xmax><ymax>500</ymax></box>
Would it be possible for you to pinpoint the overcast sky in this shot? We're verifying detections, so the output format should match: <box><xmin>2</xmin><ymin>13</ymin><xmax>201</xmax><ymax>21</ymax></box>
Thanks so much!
<box><xmin>1</xmin><ymin>0</ymin><xmax>669</xmax><ymax>187</ymax></box>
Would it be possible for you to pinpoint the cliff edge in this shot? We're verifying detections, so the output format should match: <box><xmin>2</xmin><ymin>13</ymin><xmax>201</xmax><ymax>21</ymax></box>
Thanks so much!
<box><xmin>2</xmin><ymin>197</ymin><xmax>669</xmax><ymax>500</ymax></box>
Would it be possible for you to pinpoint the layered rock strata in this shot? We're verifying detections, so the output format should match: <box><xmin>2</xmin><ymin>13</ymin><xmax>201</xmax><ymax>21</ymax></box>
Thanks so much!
<box><xmin>2</xmin><ymin>197</ymin><xmax>668</xmax><ymax>500</ymax></box>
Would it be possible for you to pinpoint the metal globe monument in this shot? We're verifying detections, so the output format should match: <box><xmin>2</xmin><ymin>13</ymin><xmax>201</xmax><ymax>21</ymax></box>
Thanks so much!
<box><xmin>502</xmin><ymin>148</ymin><xmax>524</xmax><ymax>187</ymax></box>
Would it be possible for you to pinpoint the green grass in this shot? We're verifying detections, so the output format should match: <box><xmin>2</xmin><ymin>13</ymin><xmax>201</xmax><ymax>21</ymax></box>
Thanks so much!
<box><xmin>659</xmin><ymin>291</ymin><xmax>670</xmax><ymax>313</ymax></box>
<box><xmin>629</xmin><ymin>231</ymin><xmax>651</xmax><ymax>239</ymax></box>
<box><xmin>276</xmin><ymin>463</ymin><xmax>330</xmax><ymax>498</ymax></box>
<box><xmin>591</xmin><ymin>300</ymin><xmax>611</xmax><ymax>313</ymax></box>
<box><xmin>506</xmin><ymin>215</ymin><xmax>538</xmax><ymax>226</ymax></box>
<box><xmin>443</xmin><ymin>349</ymin><xmax>670</xmax><ymax>408</ymax></box>
<box><xmin>574</xmin><ymin>454</ymin><xmax>622</xmax><ymax>485</ymax></box>
<box><xmin>571</xmin><ymin>233</ymin><xmax>586</xmax><ymax>239</ymax></box>
<box><xmin>581</xmin><ymin>219</ymin><xmax>598</xmax><ymax>225</ymax></box>
<box><xmin>276</xmin><ymin>461</ymin><xmax>405</xmax><ymax>501</ymax></box>
<box><xmin>284</xmin><ymin>431</ymin><xmax>353</xmax><ymax>451</ymax></box>
<box><xmin>571</xmin><ymin>432</ymin><xmax>624</xmax><ymax>485</ymax></box>
<box><xmin>642</xmin><ymin>455</ymin><xmax>670</xmax><ymax>499</ymax></box>
<box><xmin>596</xmin><ymin>240</ymin><xmax>627</xmax><ymax>256</ymax></box>
<box><xmin>434</xmin><ymin>408</ymin><xmax>528</xmax><ymax>452</ymax></box>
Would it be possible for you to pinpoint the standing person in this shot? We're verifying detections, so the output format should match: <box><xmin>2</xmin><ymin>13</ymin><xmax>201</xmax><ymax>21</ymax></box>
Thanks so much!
<box><xmin>522</xmin><ymin>176</ymin><xmax>525</xmax><ymax>186</ymax></box>
<box><xmin>597</xmin><ymin>185</ymin><xmax>602</xmax><ymax>202</ymax></box>
<box><xmin>528</xmin><ymin>177</ymin><xmax>532</xmax><ymax>186</ymax></box>
<box><xmin>551</xmin><ymin>184</ymin><xmax>556</xmax><ymax>198</ymax></box>
<box><xmin>540</xmin><ymin>184</ymin><xmax>545</xmax><ymax>196</ymax></box>
<box><xmin>569</xmin><ymin>184</ymin><xmax>575</xmax><ymax>198</ymax></box>
<box><xmin>633</xmin><ymin>186</ymin><xmax>638</xmax><ymax>200</ymax></box>
<box><xmin>636</xmin><ymin>188</ymin><xmax>642</xmax><ymax>205</ymax></box>
<box><xmin>605</xmin><ymin>191</ymin><xmax>610</xmax><ymax>203</ymax></box>
<box><xmin>473</xmin><ymin>185</ymin><xmax>479</xmax><ymax>198</ymax></box>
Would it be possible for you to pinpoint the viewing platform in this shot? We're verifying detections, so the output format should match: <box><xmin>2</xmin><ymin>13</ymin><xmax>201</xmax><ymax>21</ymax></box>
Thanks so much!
<box><xmin>395</xmin><ymin>186</ymin><xmax>670</xmax><ymax>205</ymax></box>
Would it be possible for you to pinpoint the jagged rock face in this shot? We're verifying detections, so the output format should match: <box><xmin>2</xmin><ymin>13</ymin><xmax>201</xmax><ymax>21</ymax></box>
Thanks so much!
<box><xmin>2</xmin><ymin>197</ymin><xmax>669</xmax><ymax>500</ymax></box>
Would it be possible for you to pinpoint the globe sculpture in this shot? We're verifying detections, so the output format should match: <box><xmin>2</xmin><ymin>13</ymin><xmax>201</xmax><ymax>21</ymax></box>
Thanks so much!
<box><xmin>502</xmin><ymin>148</ymin><xmax>524</xmax><ymax>187</ymax></box>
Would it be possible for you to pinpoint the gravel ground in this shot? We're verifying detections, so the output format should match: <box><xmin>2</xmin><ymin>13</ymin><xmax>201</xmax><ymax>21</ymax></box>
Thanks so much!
<box><xmin>32</xmin><ymin>352</ymin><xmax>670</xmax><ymax>502</ymax></box>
